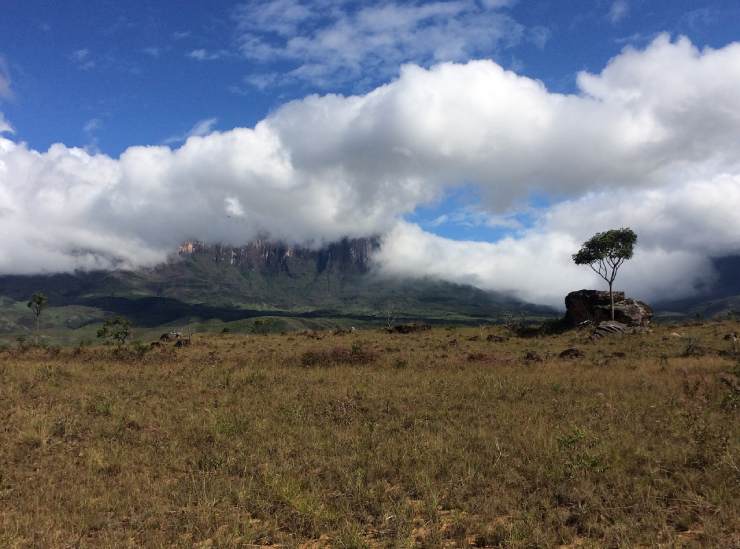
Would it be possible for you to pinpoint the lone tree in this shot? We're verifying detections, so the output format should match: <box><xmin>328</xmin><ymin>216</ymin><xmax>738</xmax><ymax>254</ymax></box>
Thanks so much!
<box><xmin>27</xmin><ymin>292</ymin><xmax>48</xmax><ymax>343</ymax></box>
<box><xmin>572</xmin><ymin>228</ymin><xmax>637</xmax><ymax>321</ymax></box>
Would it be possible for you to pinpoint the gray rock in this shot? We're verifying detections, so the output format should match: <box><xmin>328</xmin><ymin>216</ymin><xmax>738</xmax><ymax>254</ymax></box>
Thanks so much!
<box><xmin>591</xmin><ymin>320</ymin><xmax>628</xmax><ymax>339</ymax></box>
<box><xmin>565</xmin><ymin>289</ymin><xmax>652</xmax><ymax>327</ymax></box>
<box><xmin>559</xmin><ymin>347</ymin><xmax>585</xmax><ymax>359</ymax></box>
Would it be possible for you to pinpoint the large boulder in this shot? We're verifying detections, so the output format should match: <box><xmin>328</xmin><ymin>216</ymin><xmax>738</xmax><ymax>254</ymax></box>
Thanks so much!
<box><xmin>564</xmin><ymin>289</ymin><xmax>652</xmax><ymax>327</ymax></box>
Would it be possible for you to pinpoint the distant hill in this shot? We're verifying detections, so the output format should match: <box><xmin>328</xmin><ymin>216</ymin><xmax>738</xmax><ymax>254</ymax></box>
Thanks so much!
<box><xmin>653</xmin><ymin>256</ymin><xmax>740</xmax><ymax>318</ymax></box>
<box><xmin>0</xmin><ymin>237</ymin><xmax>553</xmax><ymax>338</ymax></box>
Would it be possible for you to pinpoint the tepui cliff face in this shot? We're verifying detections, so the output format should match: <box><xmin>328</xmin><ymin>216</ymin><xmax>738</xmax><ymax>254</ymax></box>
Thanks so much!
<box><xmin>177</xmin><ymin>237</ymin><xmax>380</xmax><ymax>276</ymax></box>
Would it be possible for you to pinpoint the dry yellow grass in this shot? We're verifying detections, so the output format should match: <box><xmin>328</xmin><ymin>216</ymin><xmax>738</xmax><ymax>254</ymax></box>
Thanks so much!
<box><xmin>0</xmin><ymin>321</ymin><xmax>738</xmax><ymax>547</ymax></box>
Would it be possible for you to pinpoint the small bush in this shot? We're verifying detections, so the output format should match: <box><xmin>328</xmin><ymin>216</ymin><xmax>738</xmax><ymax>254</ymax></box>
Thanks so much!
<box><xmin>97</xmin><ymin>317</ymin><xmax>131</xmax><ymax>346</ymax></box>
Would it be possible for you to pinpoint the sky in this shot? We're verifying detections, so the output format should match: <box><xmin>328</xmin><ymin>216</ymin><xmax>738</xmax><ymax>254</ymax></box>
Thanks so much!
<box><xmin>1</xmin><ymin>0</ymin><xmax>740</xmax><ymax>307</ymax></box>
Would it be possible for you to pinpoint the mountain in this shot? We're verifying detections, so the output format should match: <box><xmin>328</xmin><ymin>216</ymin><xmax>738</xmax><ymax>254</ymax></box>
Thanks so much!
<box><xmin>0</xmin><ymin>237</ymin><xmax>553</xmax><ymax>339</ymax></box>
<box><xmin>654</xmin><ymin>255</ymin><xmax>740</xmax><ymax>318</ymax></box>
<box><xmin>2</xmin><ymin>240</ymin><xmax>738</xmax><ymax>341</ymax></box>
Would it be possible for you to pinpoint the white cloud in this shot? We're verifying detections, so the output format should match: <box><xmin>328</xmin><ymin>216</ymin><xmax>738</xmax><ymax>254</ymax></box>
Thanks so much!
<box><xmin>1</xmin><ymin>35</ymin><xmax>740</xmax><ymax>307</ymax></box>
<box><xmin>232</xmin><ymin>0</ymin><xmax>537</xmax><ymax>88</ymax></box>
<box><xmin>69</xmin><ymin>49</ymin><xmax>95</xmax><ymax>70</ymax></box>
<box><xmin>481</xmin><ymin>0</ymin><xmax>518</xmax><ymax>7</ymax></box>
<box><xmin>84</xmin><ymin>118</ymin><xmax>102</xmax><ymax>135</ymax></box>
<box><xmin>142</xmin><ymin>47</ymin><xmax>162</xmax><ymax>58</ymax></box>
<box><xmin>0</xmin><ymin>57</ymin><xmax>13</xmax><ymax>135</ymax></box>
<box><xmin>188</xmin><ymin>49</ymin><xmax>229</xmax><ymax>61</ymax></box>
<box><xmin>609</xmin><ymin>1</ymin><xmax>629</xmax><ymax>24</ymax></box>
<box><xmin>163</xmin><ymin>117</ymin><xmax>219</xmax><ymax>145</ymax></box>
<box><xmin>187</xmin><ymin>118</ymin><xmax>219</xmax><ymax>137</ymax></box>
<box><xmin>0</xmin><ymin>113</ymin><xmax>13</xmax><ymax>134</ymax></box>
<box><xmin>0</xmin><ymin>56</ymin><xmax>12</xmax><ymax>100</ymax></box>
<box><xmin>241</xmin><ymin>72</ymin><xmax>280</xmax><ymax>91</ymax></box>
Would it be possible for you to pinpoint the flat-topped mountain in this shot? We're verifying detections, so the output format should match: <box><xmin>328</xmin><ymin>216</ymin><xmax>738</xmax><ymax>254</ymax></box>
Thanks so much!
<box><xmin>0</xmin><ymin>237</ymin><xmax>551</xmax><ymax>335</ymax></box>
<box><xmin>177</xmin><ymin>237</ymin><xmax>378</xmax><ymax>276</ymax></box>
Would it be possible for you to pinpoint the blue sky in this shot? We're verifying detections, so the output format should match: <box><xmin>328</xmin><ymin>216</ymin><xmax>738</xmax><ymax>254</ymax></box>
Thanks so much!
<box><xmin>2</xmin><ymin>1</ymin><xmax>740</xmax><ymax>304</ymax></box>
<box><xmin>3</xmin><ymin>0</ymin><xmax>738</xmax><ymax>155</ymax></box>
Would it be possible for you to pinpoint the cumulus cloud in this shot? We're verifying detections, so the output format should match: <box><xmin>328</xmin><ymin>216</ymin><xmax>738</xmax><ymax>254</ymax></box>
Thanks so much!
<box><xmin>232</xmin><ymin>0</ymin><xmax>545</xmax><ymax>88</ymax></box>
<box><xmin>1</xmin><ymin>35</ymin><xmax>740</xmax><ymax>306</ymax></box>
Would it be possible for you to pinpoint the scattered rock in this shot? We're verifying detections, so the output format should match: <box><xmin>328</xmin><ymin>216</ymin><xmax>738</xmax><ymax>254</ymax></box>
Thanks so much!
<box><xmin>523</xmin><ymin>350</ymin><xmax>543</xmax><ymax>362</ymax></box>
<box><xmin>591</xmin><ymin>321</ymin><xmax>629</xmax><ymax>340</ymax></box>
<box><xmin>565</xmin><ymin>290</ymin><xmax>652</xmax><ymax>327</ymax></box>
<box><xmin>559</xmin><ymin>347</ymin><xmax>585</xmax><ymax>359</ymax></box>
<box><xmin>386</xmin><ymin>323</ymin><xmax>431</xmax><ymax>334</ymax></box>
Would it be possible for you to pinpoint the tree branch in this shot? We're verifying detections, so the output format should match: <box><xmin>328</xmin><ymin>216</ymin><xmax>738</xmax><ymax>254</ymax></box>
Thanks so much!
<box><xmin>589</xmin><ymin>261</ymin><xmax>609</xmax><ymax>284</ymax></box>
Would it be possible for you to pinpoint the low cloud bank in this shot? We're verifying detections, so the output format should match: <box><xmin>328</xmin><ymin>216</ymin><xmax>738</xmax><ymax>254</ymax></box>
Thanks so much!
<box><xmin>1</xmin><ymin>35</ymin><xmax>740</xmax><ymax>305</ymax></box>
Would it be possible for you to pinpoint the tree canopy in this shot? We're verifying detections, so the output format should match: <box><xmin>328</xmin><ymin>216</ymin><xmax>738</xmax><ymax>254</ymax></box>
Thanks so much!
<box><xmin>573</xmin><ymin>228</ymin><xmax>637</xmax><ymax>281</ymax></box>
<box><xmin>572</xmin><ymin>228</ymin><xmax>637</xmax><ymax>320</ymax></box>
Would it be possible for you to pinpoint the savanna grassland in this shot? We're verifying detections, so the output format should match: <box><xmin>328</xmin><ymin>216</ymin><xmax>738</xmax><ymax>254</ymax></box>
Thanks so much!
<box><xmin>1</xmin><ymin>322</ymin><xmax>738</xmax><ymax>548</ymax></box>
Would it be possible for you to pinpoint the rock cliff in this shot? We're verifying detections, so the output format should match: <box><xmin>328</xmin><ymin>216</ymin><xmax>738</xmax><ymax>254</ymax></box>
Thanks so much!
<box><xmin>177</xmin><ymin>237</ymin><xmax>379</xmax><ymax>276</ymax></box>
<box><xmin>564</xmin><ymin>289</ymin><xmax>653</xmax><ymax>327</ymax></box>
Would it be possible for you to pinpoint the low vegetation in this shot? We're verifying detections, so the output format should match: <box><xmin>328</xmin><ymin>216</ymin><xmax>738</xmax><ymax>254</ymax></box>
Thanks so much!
<box><xmin>0</xmin><ymin>321</ymin><xmax>738</xmax><ymax>547</ymax></box>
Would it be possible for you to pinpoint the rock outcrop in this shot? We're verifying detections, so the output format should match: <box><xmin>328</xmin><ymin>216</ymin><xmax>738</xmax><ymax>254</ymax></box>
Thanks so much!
<box><xmin>177</xmin><ymin>237</ymin><xmax>379</xmax><ymax>275</ymax></box>
<box><xmin>564</xmin><ymin>290</ymin><xmax>653</xmax><ymax>327</ymax></box>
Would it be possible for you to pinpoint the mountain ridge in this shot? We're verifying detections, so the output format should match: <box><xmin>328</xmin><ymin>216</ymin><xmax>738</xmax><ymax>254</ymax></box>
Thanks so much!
<box><xmin>2</xmin><ymin>237</ymin><xmax>737</xmax><ymax>339</ymax></box>
<box><xmin>0</xmin><ymin>237</ymin><xmax>553</xmax><ymax>338</ymax></box>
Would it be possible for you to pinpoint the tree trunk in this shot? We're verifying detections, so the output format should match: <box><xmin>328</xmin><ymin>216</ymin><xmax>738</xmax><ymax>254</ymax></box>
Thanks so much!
<box><xmin>609</xmin><ymin>282</ymin><xmax>615</xmax><ymax>321</ymax></box>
